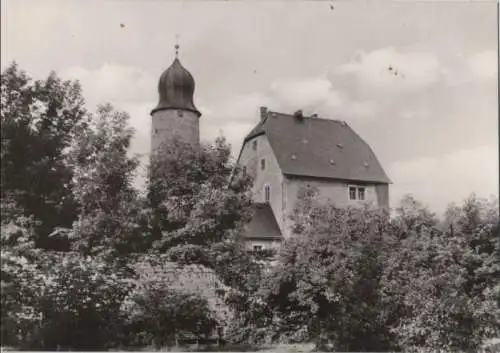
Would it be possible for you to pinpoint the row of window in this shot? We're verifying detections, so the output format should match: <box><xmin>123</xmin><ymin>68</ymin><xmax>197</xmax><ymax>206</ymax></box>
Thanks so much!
<box><xmin>349</xmin><ymin>186</ymin><xmax>366</xmax><ymax>201</ymax></box>
<box><xmin>263</xmin><ymin>185</ymin><xmax>365</xmax><ymax>203</ymax></box>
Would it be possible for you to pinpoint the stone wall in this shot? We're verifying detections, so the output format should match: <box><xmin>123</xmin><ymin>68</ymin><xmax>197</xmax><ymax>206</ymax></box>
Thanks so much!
<box><xmin>151</xmin><ymin>109</ymin><xmax>199</xmax><ymax>151</ymax></box>
<box><xmin>132</xmin><ymin>256</ymin><xmax>231</xmax><ymax>326</ymax></box>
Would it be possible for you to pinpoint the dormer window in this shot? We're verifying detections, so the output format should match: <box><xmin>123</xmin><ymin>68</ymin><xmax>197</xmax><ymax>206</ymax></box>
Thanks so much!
<box><xmin>261</xmin><ymin>158</ymin><xmax>266</xmax><ymax>170</ymax></box>
<box><xmin>264</xmin><ymin>185</ymin><xmax>270</xmax><ymax>202</ymax></box>
<box><xmin>252</xmin><ymin>140</ymin><xmax>257</xmax><ymax>151</ymax></box>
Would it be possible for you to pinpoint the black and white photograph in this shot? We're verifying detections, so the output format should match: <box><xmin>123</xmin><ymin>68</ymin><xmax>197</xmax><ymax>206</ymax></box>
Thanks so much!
<box><xmin>1</xmin><ymin>0</ymin><xmax>499</xmax><ymax>352</ymax></box>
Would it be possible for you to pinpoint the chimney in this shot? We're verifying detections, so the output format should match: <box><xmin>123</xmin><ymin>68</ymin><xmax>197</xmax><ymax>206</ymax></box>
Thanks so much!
<box><xmin>293</xmin><ymin>109</ymin><xmax>304</xmax><ymax>121</ymax></box>
<box><xmin>260</xmin><ymin>106</ymin><xmax>268</xmax><ymax>121</ymax></box>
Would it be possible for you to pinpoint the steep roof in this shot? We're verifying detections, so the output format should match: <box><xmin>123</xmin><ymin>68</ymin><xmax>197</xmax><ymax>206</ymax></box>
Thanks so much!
<box><xmin>243</xmin><ymin>110</ymin><xmax>391</xmax><ymax>184</ymax></box>
<box><xmin>243</xmin><ymin>203</ymin><xmax>283</xmax><ymax>240</ymax></box>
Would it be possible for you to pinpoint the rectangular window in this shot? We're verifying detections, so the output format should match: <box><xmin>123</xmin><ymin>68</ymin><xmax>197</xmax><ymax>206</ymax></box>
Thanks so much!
<box><xmin>261</xmin><ymin>158</ymin><xmax>266</xmax><ymax>170</ymax></box>
<box><xmin>265</xmin><ymin>185</ymin><xmax>270</xmax><ymax>202</ymax></box>
<box><xmin>253</xmin><ymin>245</ymin><xmax>263</xmax><ymax>251</ymax></box>
<box><xmin>358</xmin><ymin>187</ymin><xmax>365</xmax><ymax>201</ymax></box>
<box><xmin>349</xmin><ymin>186</ymin><xmax>357</xmax><ymax>200</ymax></box>
<box><xmin>252</xmin><ymin>140</ymin><xmax>257</xmax><ymax>151</ymax></box>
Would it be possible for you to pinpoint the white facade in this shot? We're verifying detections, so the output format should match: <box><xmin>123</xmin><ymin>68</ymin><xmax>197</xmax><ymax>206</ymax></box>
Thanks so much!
<box><xmin>239</xmin><ymin>134</ymin><xmax>385</xmax><ymax>239</ymax></box>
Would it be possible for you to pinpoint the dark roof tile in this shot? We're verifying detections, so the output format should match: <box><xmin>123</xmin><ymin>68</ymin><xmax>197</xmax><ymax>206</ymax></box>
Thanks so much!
<box><xmin>242</xmin><ymin>111</ymin><xmax>391</xmax><ymax>184</ymax></box>
<box><xmin>243</xmin><ymin>203</ymin><xmax>283</xmax><ymax>240</ymax></box>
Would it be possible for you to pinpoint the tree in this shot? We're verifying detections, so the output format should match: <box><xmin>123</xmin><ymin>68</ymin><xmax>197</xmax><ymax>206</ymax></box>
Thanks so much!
<box><xmin>145</xmin><ymin>137</ymin><xmax>271</xmax><ymax>343</ymax></box>
<box><xmin>1</xmin><ymin>62</ymin><xmax>88</xmax><ymax>249</ymax></box>
<box><xmin>147</xmin><ymin>137</ymin><xmax>253</xmax><ymax>255</ymax></box>
<box><xmin>125</xmin><ymin>283</ymin><xmax>218</xmax><ymax>349</ymax></box>
<box><xmin>257</xmin><ymin>186</ymin><xmax>398</xmax><ymax>351</ymax></box>
<box><xmin>382</xmin><ymin>194</ymin><xmax>500</xmax><ymax>352</ymax></box>
<box><xmin>393</xmin><ymin>194</ymin><xmax>440</xmax><ymax>239</ymax></box>
<box><xmin>67</xmin><ymin>103</ymin><xmax>143</xmax><ymax>259</ymax></box>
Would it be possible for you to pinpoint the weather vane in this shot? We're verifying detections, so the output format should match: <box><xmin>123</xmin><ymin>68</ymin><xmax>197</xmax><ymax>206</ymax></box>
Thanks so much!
<box><xmin>175</xmin><ymin>34</ymin><xmax>180</xmax><ymax>58</ymax></box>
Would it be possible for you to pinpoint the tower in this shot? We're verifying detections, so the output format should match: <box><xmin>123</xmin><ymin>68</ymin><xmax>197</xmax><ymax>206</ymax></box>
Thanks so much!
<box><xmin>151</xmin><ymin>44</ymin><xmax>201</xmax><ymax>153</ymax></box>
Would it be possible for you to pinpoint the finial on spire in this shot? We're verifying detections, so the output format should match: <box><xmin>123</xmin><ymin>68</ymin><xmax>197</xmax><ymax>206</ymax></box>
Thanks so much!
<box><xmin>175</xmin><ymin>34</ymin><xmax>180</xmax><ymax>58</ymax></box>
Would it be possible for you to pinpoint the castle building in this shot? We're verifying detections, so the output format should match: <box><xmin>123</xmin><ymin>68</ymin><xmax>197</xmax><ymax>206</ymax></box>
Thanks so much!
<box><xmin>237</xmin><ymin>108</ymin><xmax>391</xmax><ymax>250</ymax></box>
<box><xmin>151</xmin><ymin>46</ymin><xmax>201</xmax><ymax>152</ymax></box>
<box><xmin>150</xmin><ymin>50</ymin><xmax>391</xmax><ymax>251</ymax></box>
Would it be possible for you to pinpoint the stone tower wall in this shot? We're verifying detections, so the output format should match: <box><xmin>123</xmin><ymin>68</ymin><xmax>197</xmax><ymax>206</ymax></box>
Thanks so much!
<box><xmin>151</xmin><ymin>109</ymin><xmax>199</xmax><ymax>152</ymax></box>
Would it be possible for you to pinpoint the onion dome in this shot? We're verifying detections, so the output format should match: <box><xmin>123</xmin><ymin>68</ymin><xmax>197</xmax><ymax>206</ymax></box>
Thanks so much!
<box><xmin>151</xmin><ymin>54</ymin><xmax>201</xmax><ymax>116</ymax></box>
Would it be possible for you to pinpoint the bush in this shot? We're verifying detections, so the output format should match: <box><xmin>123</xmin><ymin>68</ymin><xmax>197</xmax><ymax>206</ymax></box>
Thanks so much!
<box><xmin>1</xmin><ymin>246</ymin><xmax>134</xmax><ymax>350</ymax></box>
<box><xmin>124</xmin><ymin>281</ymin><xmax>218</xmax><ymax>349</ymax></box>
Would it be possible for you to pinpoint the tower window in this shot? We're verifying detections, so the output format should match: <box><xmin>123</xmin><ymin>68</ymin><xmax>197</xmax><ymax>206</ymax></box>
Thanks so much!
<box><xmin>261</xmin><ymin>158</ymin><xmax>266</xmax><ymax>170</ymax></box>
<box><xmin>264</xmin><ymin>185</ymin><xmax>270</xmax><ymax>202</ymax></box>
<box><xmin>349</xmin><ymin>187</ymin><xmax>357</xmax><ymax>200</ymax></box>
<box><xmin>252</xmin><ymin>140</ymin><xmax>257</xmax><ymax>151</ymax></box>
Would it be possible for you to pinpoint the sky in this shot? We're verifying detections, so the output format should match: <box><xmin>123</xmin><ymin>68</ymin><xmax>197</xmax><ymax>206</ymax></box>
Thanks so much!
<box><xmin>1</xmin><ymin>0</ymin><xmax>498</xmax><ymax>216</ymax></box>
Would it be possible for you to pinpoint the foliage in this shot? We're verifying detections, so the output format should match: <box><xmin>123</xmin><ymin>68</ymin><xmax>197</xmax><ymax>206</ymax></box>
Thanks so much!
<box><xmin>1</xmin><ymin>233</ymin><xmax>134</xmax><ymax>350</ymax></box>
<box><xmin>1</xmin><ymin>210</ymin><xmax>41</xmax><ymax>348</ymax></box>
<box><xmin>67</xmin><ymin>103</ymin><xmax>143</xmax><ymax>259</ymax></box>
<box><xmin>147</xmin><ymin>136</ymin><xmax>253</xmax><ymax>255</ymax></box>
<box><xmin>1</xmin><ymin>62</ymin><xmax>88</xmax><ymax>249</ymax></box>
<box><xmin>256</xmin><ymin>187</ymin><xmax>398</xmax><ymax>351</ymax></box>
<box><xmin>383</xmin><ymin>193</ymin><xmax>500</xmax><ymax>352</ymax></box>
<box><xmin>29</xmin><ymin>252</ymin><xmax>134</xmax><ymax>350</ymax></box>
<box><xmin>124</xmin><ymin>281</ymin><xmax>218</xmax><ymax>349</ymax></box>
<box><xmin>146</xmin><ymin>136</ymin><xmax>269</xmax><ymax>341</ymax></box>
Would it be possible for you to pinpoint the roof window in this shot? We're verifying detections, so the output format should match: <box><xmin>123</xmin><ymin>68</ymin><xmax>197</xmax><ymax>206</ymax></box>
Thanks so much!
<box><xmin>291</xmin><ymin>154</ymin><xmax>297</xmax><ymax>160</ymax></box>
<box><xmin>337</xmin><ymin>143</ymin><xmax>344</xmax><ymax>149</ymax></box>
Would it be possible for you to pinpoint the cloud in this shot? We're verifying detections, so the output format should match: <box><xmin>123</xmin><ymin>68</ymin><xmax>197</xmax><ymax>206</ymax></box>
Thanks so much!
<box><xmin>269</xmin><ymin>77</ymin><xmax>342</xmax><ymax>112</ymax></box>
<box><xmin>388</xmin><ymin>145</ymin><xmax>498</xmax><ymax>215</ymax></box>
<box><xmin>266</xmin><ymin>76</ymin><xmax>377</xmax><ymax>119</ymax></box>
<box><xmin>336</xmin><ymin>47</ymin><xmax>442</xmax><ymax>91</ymax></box>
<box><xmin>467</xmin><ymin>50</ymin><xmax>497</xmax><ymax>80</ymax></box>
<box><xmin>60</xmin><ymin>64</ymin><xmax>156</xmax><ymax>107</ymax></box>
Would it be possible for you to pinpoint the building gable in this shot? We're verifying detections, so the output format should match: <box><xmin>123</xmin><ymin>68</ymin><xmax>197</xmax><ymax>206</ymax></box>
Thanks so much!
<box><xmin>242</xmin><ymin>109</ymin><xmax>391</xmax><ymax>184</ymax></box>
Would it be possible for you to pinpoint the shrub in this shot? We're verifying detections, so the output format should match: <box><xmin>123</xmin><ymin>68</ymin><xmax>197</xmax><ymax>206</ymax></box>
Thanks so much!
<box><xmin>1</xmin><ymin>245</ymin><xmax>134</xmax><ymax>350</ymax></box>
<box><xmin>124</xmin><ymin>281</ymin><xmax>218</xmax><ymax>349</ymax></box>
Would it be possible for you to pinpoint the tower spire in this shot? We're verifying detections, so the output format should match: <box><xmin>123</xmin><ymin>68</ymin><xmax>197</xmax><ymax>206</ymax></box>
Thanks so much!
<box><xmin>175</xmin><ymin>34</ymin><xmax>180</xmax><ymax>58</ymax></box>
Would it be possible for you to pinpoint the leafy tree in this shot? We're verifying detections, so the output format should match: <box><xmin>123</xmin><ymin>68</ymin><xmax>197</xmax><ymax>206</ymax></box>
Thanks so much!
<box><xmin>383</xmin><ymin>194</ymin><xmax>500</xmax><ymax>352</ymax></box>
<box><xmin>1</xmin><ymin>62</ymin><xmax>88</xmax><ymax>249</ymax></box>
<box><xmin>257</xmin><ymin>186</ymin><xmax>398</xmax><ymax>351</ymax></box>
<box><xmin>28</xmin><ymin>252</ymin><xmax>133</xmax><ymax>350</ymax></box>
<box><xmin>125</xmin><ymin>283</ymin><xmax>218</xmax><ymax>349</ymax></box>
<box><xmin>1</xmin><ymin>208</ymin><xmax>42</xmax><ymax>348</ymax></box>
<box><xmin>146</xmin><ymin>137</ymin><xmax>271</xmax><ymax>343</ymax></box>
<box><xmin>393</xmin><ymin>194</ymin><xmax>440</xmax><ymax>239</ymax></box>
<box><xmin>147</xmin><ymin>137</ymin><xmax>253</xmax><ymax>254</ymax></box>
<box><xmin>67</xmin><ymin>103</ymin><xmax>143</xmax><ymax>259</ymax></box>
